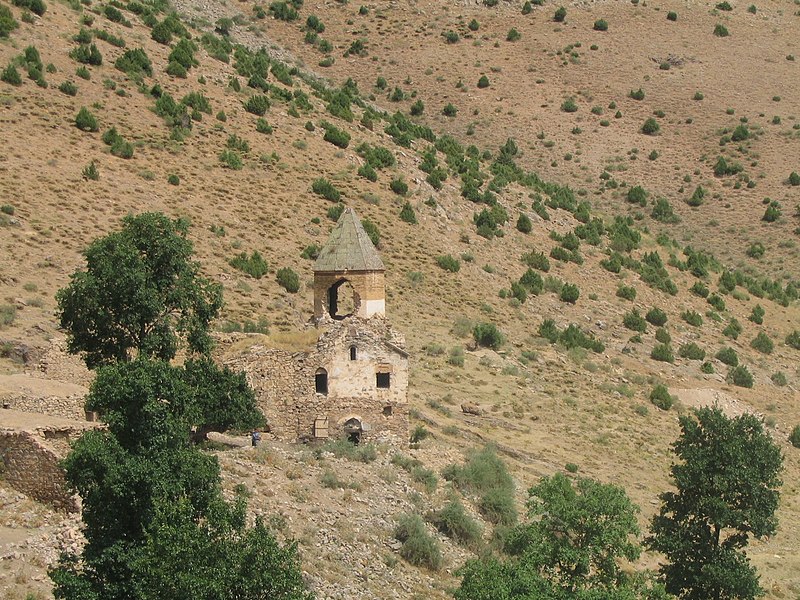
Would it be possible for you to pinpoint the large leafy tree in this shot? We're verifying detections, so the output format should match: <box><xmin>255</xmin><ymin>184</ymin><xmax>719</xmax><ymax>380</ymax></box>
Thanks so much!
<box><xmin>647</xmin><ymin>407</ymin><xmax>782</xmax><ymax>599</ymax></box>
<box><xmin>57</xmin><ymin>212</ymin><xmax>223</xmax><ymax>369</ymax></box>
<box><xmin>456</xmin><ymin>472</ymin><xmax>670</xmax><ymax>600</ymax></box>
<box><xmin>50</xmin><ymin>358</ymin><xmax>308</xmax><ymax>600</ymax></box>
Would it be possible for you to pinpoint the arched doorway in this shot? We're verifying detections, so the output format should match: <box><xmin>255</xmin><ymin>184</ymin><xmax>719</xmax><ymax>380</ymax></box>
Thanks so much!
<box><xmin>327</xmin><ymin>279</ymin><xmax>357</xmax><ymax>319</ymax></box>
<box><xmin>343</xmin><ymin>417</ymin><xmax>363</xmax><ymax>445</ymax></box>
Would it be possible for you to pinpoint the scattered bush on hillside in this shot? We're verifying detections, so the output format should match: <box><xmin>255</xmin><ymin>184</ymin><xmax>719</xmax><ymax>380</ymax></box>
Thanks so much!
<box><xmin>75</xmin><ymin>107</ymin><xmax>99</xmax><ymax>131</ymax></box>
<box><xmin>244</xmin><ymin>94</ymin><xmax>270</xmax><ymax>116</ymax></box>
<box><xmin>651</xmin><ymin>198</ymin><xmax>679</xmax><ymax>223</ymax></box>
<box><xmin>0</xmin><ymin>5</ymin><xmax>19</xmax><ymax>37</ymax></box>
<box><xmin>727</xmin><ymin>365</ymin><xmax>753</xmax><ymax>388</ymax></box>
<box><xmin>219</xmin><ymin>149</ymin><xmax>242</xmax><ymax>170</ymax></box>
<box><xmin>477</xmin><ymin>75</ymin><xmax>490</xmax><ymax>89</ymax></box>
<box><xmin>311</xmin><ymin>178</ymin><xmax>341</xmax><ymax>202</ymax></box>
<box><xmin>593</xmin><ymin>19</ymin><xmax>608</xmax><ymax>31</ymax></box>
<box><xmin>436</xmin><ymin>254</ymin><xmax>460</xmax><ymax>273</ymax></box>
<box><xmin>506</xmin><ymin>28</ymin><xmax>521</xmax><ymax>41</ymax></box>
<box><xmin>115</xmin><ymin>48</ymin><xmax>152</xmax><ymax>77</ymax></box>
<box><xmin>12</xmin><ymin>0</ymin><xmax>46</xmax><ymax>17</ymax></box>
<box><xmin>789</xmin><ymin>426</ymin><xmax>800</xmax><ymax>449</ymax></box>
<box><xmin>679</xmin><ymin>342</ymin><xmax>706</xmax><ymax>361</ymax></box>
<box><xmin>788</xmin><ymin>172</ymin><xmax>800</xmax><ymax>186</ymax></box>
<box><xmin>650</xmin><ymin>385</ymin><xmax>674</xmax><ymax>410</ymax></box>
<box><xmin>559</xmin><ymin>283</ymin><xmax>579</xmax><ymax>304</ymax></box>
<box><xmin>655</xmin><ymin>328</ymin><xmax>671</xmax><ymax>344</ymax></box>
<box><xmin>707</xmin><ymin>293</ymin><xmax>726</xmax><ymax>312</ymax></box>
<box><xmin>623</xmin><ymin>309</ymin><xmax>647</xmax><ymax>332</ymax></box>
<box><xmin>686</xmin><ymin>185</ymin><xmax>705</xmax><ymax>207</ymax></box>
<box><xmin>651</xmin><ymin>343</ymin><xmax>674</xmax><ymax>363</ymax></box>
<box><xmin>1</xmin><ymin>64</ymin><xmax>21</xmax><ymax>85</ymax></box>
<box><xmin>521</xmin><ymin>250</ymin><xmax>550</xmax><ymax>272</ymax></box>
<box><xmin>723</xmin><ymin>318</ymin><xmax>742</xmax><ymax>340</ymax></box>
<box><xmin>715</xmin><ymin>347</ymin><xmax>739</xmax><ymax>366</ymax></box>
<box><xmin>667</xmin><ymin>11</ymin><xmax>677</xmax><ymax>20</ymax></box>
<box><xmin>750</xmin><ymin>331</ymin><xmax>774</xmax><ymax>354</ymax></box>
<box><xmin>428</xmin><ymin>500</ymin><xmax>482</xmax><ymax>549</ymax></box>
<box><xmin>646</xmin><ymin>308</ymin><xmax>668</xmax><ymax>327</ymax></box>
<box><xmin>276</xmin><ymin>267</ymin><xmax>300</xmax><ymax>293</ymax></box>
<box><xmin>390</xmin><ymin>178</ymin><xmax>409</xmax><ymax>196</ymax></box>
<box><xmin>229</xmin><ymin>251</ymin><xmax>268</xmax><ymax>278</ymax></box>
<box><xmin>473</xmin><ymin>322</ymin><xmax>504</xmax><ymax>349</ymax></box>
<box><xmin>626</xmin><ymin>185</ymin><xmax>647</xmax><ymax>206</ymax></box>
<box><xmin>748</xmin><ymin>304</ymin><xmax>765</xmax><ymax>324</ymax></box>
<box><xmin>400</xmin><ymin>202</ymin><xmax>417</xmax><ymax>224</ymax></box>
<box><xmin>786</xmin><ymin>331</ymin><xmax>800</xmax><ymax>350</ymax></box>
<box><xmin>553</xmin><ymin>6</ymin><xmax>566</xmax><ymax>22</ymax></box>
<box><xmin>82</xmin><ymin>161</ymin><xmax>99</xmax><ymax>181</ymax></box>
<box><xmin>616</xmin><ymin>285</ymin><xmax>636</xmax><ymax>301</ymax></box>
<box><xmin>714</xmin><ymin>23</ymin><xmax>729</xmax><ymax>37</ymax></box>
<box><xmin>560</xmin><ymin>97</ymin><xmax>578</xmax><ymax>113</ymax></box>
<box><xmin>394</xmin><ymin>513</ymin><xmax>442</xmax><ymax>570</ymax></box>
<box><xmin>443</xmin><ymin>446</ymin><xmax>517</xmax><ymax>526</ymax></box>
<box><xmin>681</xmin><ymin>310</ymin><xmax>703</xmax><ymax>327</ymax></box>
<box><xmin>629</xmin><ymin>88</ymin><xmax>645</xmax><ymax>101</ymax></box>
<box><xmin>641</xmin><ymin>118</ymin><xmax>660</xmax><ymax>135</ymax></box>
<box><xmin>322</xmin><ymin>121</ymin><xmax>351</xmax><ymax>148</ymax></box>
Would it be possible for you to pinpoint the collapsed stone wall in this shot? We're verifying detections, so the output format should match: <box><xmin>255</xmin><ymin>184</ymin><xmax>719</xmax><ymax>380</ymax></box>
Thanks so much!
<box><xmin>0</xmin><ymin>429</ymin><xmax>78</xmax><ymax>512</ymax></box>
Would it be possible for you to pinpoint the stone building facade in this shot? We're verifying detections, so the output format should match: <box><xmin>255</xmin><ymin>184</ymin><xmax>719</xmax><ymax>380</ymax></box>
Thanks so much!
<box><xmin>229</xmin><ymin>208</ymin><xmax>409</xmax><ymax>443</ymax></box>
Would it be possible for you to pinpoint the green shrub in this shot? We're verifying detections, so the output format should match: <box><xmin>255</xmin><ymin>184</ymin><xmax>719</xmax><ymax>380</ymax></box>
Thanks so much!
<box><xmin>327</xmin><ymin>204</ymin><xmax>344</xmax><ymax>221</ymax></box>
<box><xmin>361</xmin><ymin>218</ymin><xmax>380</xmax><ymax>247</ymax></box>
<box><xmin>311</xmin><ymin>178</ymin><xmax>341</xmax><ymax>202</ymax></box>
<box><xmin>788</xmin><ymin>172</ymin><xmax>800</xmax><ymax>186</ymax></box>
<box><xmin>623</xmin><ymin>309</ymin><xmax>647</xmax><ymax>332</ymax></box>
<box><xmin>394</xmin><ymin>513</ymin><xmax>442</xmax><ymax>570</ymax></box>
<box><xmin>707</xmin><ymin>293</ymin><xmax>726</xmax><ymax>312</ymax></box>
<box><xmin>442</xmin><ymin>103</ymin><xmax>458</xmax><ymax>117</ymax></box>
<box><xmin>436</xmin><ymin>254</ymin><xmax>460</xmax><ymax>272</ymax></box>
<box><xmin>701</xmin><ymin>361</ymin><xmax>715</xmax><ymax>374</ymax></box>
<box><xmin>269</xmin><ymin>1</ymin><xmax>299</xmax><ymax>21</ymax></box>
<box><xmin>412</xmin><ymin>466</ymin><xmax>438</xmax><ymax>493</ymax></box>
<box><xmin>516</xmin><ymin>213</ymin><xmax>532</xmax><ymax>233</ymax></box>
<box><xmin>70</xmin><ymin>43</ymin><xmax>103</xmax><ymax>66</ymax></box>
<box><xmin>219</xmin><ymin>149</ymin><xmax>242</xmax><ymax>170</ymax></box>
<box><xmin>521</xmin><ymin>251</ymin><xmax>550</xmax><ymax>272</ymax></box>
<box><xmin>473</xmin><ymin>322</ymin><xmax>504</xmax><ymax>349</ymax></box>
<box><xmin>167</xmin><ymin>174</ymin><xmax>180</xmax><ymax>186</ymax></box>
<box><xmin>750</xmin><ymin>331</ymin><xmax>774</xmax><ymax>354</ymax></box>
<box><xmin>390</xmin><ymin>178</ymin><xmax>408</xmax><ymax>195</ymax></box>
<box><xmin>442</xmin><ymin>30</ymin><xmax>459</xmax><ymax>44</ymax></box>
<box><xmin>1</xmin><ymin>64</ymin><xmax>22</xmax><ymax>86</ymax></box>
<box><xmin>0</xmin><ymin>5</ymin><xmax>18</xmax><ymax>38</ymax></box>
<box><xmin>558</xmin><ymin>324</ymin><xmax>604</xmax><ymax>353</ymax></box>
<box><xmin>713</xmin><ymin>23</ymin><xmax>729</xmax><ymax>37</ymax></box>
<box><xmin>681</xmin><ymin>310</ymin><xmax>703</xmax><ymax>327</ymax></box>
<box><xmin>429</xmin><ymin>500</ymin><xmax>482</xmax><ymax>548</ymax></box>
<box><xmin>322</xmin><ymin>122</ymin><xmax>350</xmax><ymax>148</ymax></box>
<box><xmin>229</xmin><ymin>251</ymin><xmax>268</xmax><ymax>278</ymax></box>
<box><xmin>593</xmin><ymin>19</ymin><xmax>608</xmax><ymax>31</ymax></box>
<box><xmin>641</xmin><ymin>118</ymin><xmax>660</xmax><ymax>135</ymax></box>
<box><xmin>115</xmin><ymin>48</ymin><xmax>152</xmax><ymax>77</ymax></box>
<box><xmin>58</xmin><ymin>80</ymin><xmax>78</xmax><ymax>96</ymax></box>
<box><xmin>315</xmin><ymin>438</ymin><xmax>377</xmax><ymax>463</ymax></box>
<box><xmin>785</xmin><ymin>331</ymin><xmax>800</xmax><ymax>350</ymax></box>
<box><xmin>397</xmin><ymin>202</ymin><xmax>417</xmax><ymax>224</ymax></box>
<box><xmin>715</xmin><ymin>346</ymin><xmax>738</xmax><ymax>366</ymax></box>
<box><xmin>443</xmin><ymin>446</ymin><xmax>517</xmax><ymax>525</ymax></box>
<box><xmin>538</xmin><ymin>319</ymin><xmax>559</xmax><ymax>343</ymax></box>
<box><xmin>506</xmin><ymin>28</ymin><xmax>521</xmax><ymax>41</ymax></box>
<box><xmin>727</xmin><ymin>365</ymin><xmax>753</xmax><ymax>388</ymax></box>
<box><xmin>629</xmin><ymin>88</ymin><xmax>645</xmax><ymax>101</ymax></box>
<box><xmin>762</xmin><ymin>202</ymin><xmax>781</xmax><ymax>222</ymax></box>
<box><xmin>645</xmin><ymin>307</ymin><xmax>668</xmax><ymax>326</ymax></box>
<box><xmin>616</xmin><ymin>284</ymin><xmax>636</xmax><ymax>301</ymax></box>
<box><xmin>13</xmin><ymin>0</ymin><xmax>46</xmax><ymax>17</ymax></box>
<box><xmin>679</xmin><ymin>342</ymin><xmax>706</xmax><ymax>360</ymax></box>
<box><xmin>667</xmin><ymin>11</ymin><xmax>677</xmax><ymax>20</ymax></box>
<box><xmin>723</xmin><ymin>318</ymin><xmax>742</xmax><ymax>340</ymax></box>
<box><xmin>771</xmin><ymin>372</ymin><xmax>787</xmax><ymax>387</ymax></box>
<box><xmin>559</xmin><ymin>283</ymin><xmax>579</xmax><ymax>304</ymax></box>
<box><xmin>560</xmin><ymin>97</ymin><xmax>578</xmax><ymax>113</ymax></box>
<box><xmin>655</xmin><ymin>328</ymin><xmax>671</xmax><ymax>344</ymax></box>
<box><xmin>789</xmin><ymin>426</ymin><xmax>800</xmax><ymax>449</ymax></box>
<box><xmin>553</xmin><ymin>6</ymin><xmax>566</xmax><ymax>21</ymax></box>
<box><xmin>75</xmin><ymin>107</ymin><xmax>98</xmax><ymax>131</ymax></box>
<box><xmin>477</xmin><ymin>75</ymin><xmax>490</xmax><ymax>89</ymax></box>
<box><xmin>626</xmin><ymin>185</ymin><xmax>647</xmax><ymax>206</ymax></box>
<box><xmin>651</xmin><ymin>198</ymin><xmax>679</xmax><ymax>223</ymax></box>
<box><xmin>748</xmin><ymin>304</ymin><xmax>764</xmax><ymax>324</ymax></box>
<box><xmin>82</xmin><ymin>161</ymin><xmax>99</xmax><ymax>180</ymax></box>
<box><xmin>650</xmin><ymin>384</ymin><xmax>674</xmax><ymax>410</ymax></box>
<box><xmin>244</xmin><ymin>94</ymin><xmax>269</xmax><ymax>116</ymax></box>
<box><xmin>276</xmin><ymin>267</ymin><xmax>300</xmax><ymax>293</ymax></box>
<box><xmin>651</xmin><ymin>343</ymin><xmax>674</xmax><ymax>363</ymax></box>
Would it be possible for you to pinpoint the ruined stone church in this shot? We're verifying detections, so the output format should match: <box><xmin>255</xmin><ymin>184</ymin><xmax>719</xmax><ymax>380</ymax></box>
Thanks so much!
<box><xmin>232</xmin><ymin>208</ymin><xmax>409</xmax><ymax>444</ymax></box>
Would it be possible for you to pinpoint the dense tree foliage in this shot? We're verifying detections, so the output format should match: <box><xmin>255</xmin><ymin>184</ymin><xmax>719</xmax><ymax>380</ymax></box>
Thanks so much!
<box><xmin>57</xmin><ymin>213</ymin><xmax>223</xmax><ymax>369</ymax></box>
<box><xmin>456</xmin><ymin>473</ymin><xmax>669</xmax><ymax>600</ymax></box>
<box><xmin>647</xmin><ymin>407</ymin><xmax>782</xmax><ymax>599</ymax></box>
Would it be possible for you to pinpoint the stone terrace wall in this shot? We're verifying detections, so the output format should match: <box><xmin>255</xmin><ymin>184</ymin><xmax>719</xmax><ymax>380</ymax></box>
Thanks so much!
<box><xmin>4</xmin><ymin>394</ymin><xmax>86</xmax><ymax>420</ymax></box>
<box><xmin>0</xmin><ymin>429</ymin><xmax>78</xmax><ymax>512</ymax></box>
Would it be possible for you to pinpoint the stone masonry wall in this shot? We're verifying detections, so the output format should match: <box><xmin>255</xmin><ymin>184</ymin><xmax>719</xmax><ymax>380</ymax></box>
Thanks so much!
<box><xmin>228</xmin><ymin>317</ymin><xmax>409</xmax><ymax>443</ymax></box>
<box><xmin>0</xmin><ymin>430</ymin><xmax>78</xmax><ymax>512</ymax></box>
<box><xmin>4</xmin><ymin>394</ymin><xmax>86</xmax><ymax>420</ymax></box>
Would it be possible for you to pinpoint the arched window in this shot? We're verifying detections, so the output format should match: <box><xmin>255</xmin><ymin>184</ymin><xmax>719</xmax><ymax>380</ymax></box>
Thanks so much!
<box><xmin>350</xmin><ymin>345</ymin><xmax>357</xmax><ymax>360</ymax></box>
<box><xmin>315</xmin><ymin>368</ymin><xmax>328</xmax><ymax>395</ymax></box>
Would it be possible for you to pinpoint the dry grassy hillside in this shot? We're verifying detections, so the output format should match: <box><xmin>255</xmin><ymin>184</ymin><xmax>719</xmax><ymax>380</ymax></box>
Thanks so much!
<box><xmin>1</xmin><ymin>0</ymin><xmax>800</xmax><ymax>597</ymax></box>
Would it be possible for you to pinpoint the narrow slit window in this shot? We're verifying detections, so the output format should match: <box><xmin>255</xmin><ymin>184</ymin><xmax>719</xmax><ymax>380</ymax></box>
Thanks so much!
<box><xmin>350</xmin><ymin>346</ymin><xmax>357</xmax><ymax>360</ymax></box>
<box><xmin>315</xmin><ymin>368</ymin><xmax>328</xmax><ymax>395</ymax></box>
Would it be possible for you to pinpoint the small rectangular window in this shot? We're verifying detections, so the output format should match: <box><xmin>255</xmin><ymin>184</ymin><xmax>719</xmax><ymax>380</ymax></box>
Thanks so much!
<box><xmin>383</xmin><ymin>405</ymin><xmax>393</xmax><ymax>416</ymax></box>
<box><xmin>376</xmin><ymin>372</ymin><xmax>390</xmax><ymax>389</ymax></box>
<box><xmin>350</xmin><ymin>346</ymin><xmax>357</xmax><ymax>360</ymax></box>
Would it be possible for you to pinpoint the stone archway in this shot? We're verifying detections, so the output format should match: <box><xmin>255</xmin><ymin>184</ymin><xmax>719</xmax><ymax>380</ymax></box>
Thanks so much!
<box><xmin>327</xmin><ymin>279</ymin><xmax>358</xmax><ymax>319</ymax></box>
<box><xmin>343</xmin><ymin>417</ymin><xmax>363</xmax><ymax>445</ymax></box>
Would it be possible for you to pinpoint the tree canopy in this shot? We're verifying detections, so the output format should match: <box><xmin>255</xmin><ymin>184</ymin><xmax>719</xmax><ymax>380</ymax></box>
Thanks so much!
<box><xmin>647</xmin><ymin>407</ymin><xmax>783</xmax><ymax>600</ymax></box>
<box><xmin>455</xmin><ymin>472</ymin><xmax>669</xmax><ymax>600</ymax></box>
<box><xmin>57</xmin><ymin>212</ymin><xmax>223</xmax><ymax>369</ymax></box>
